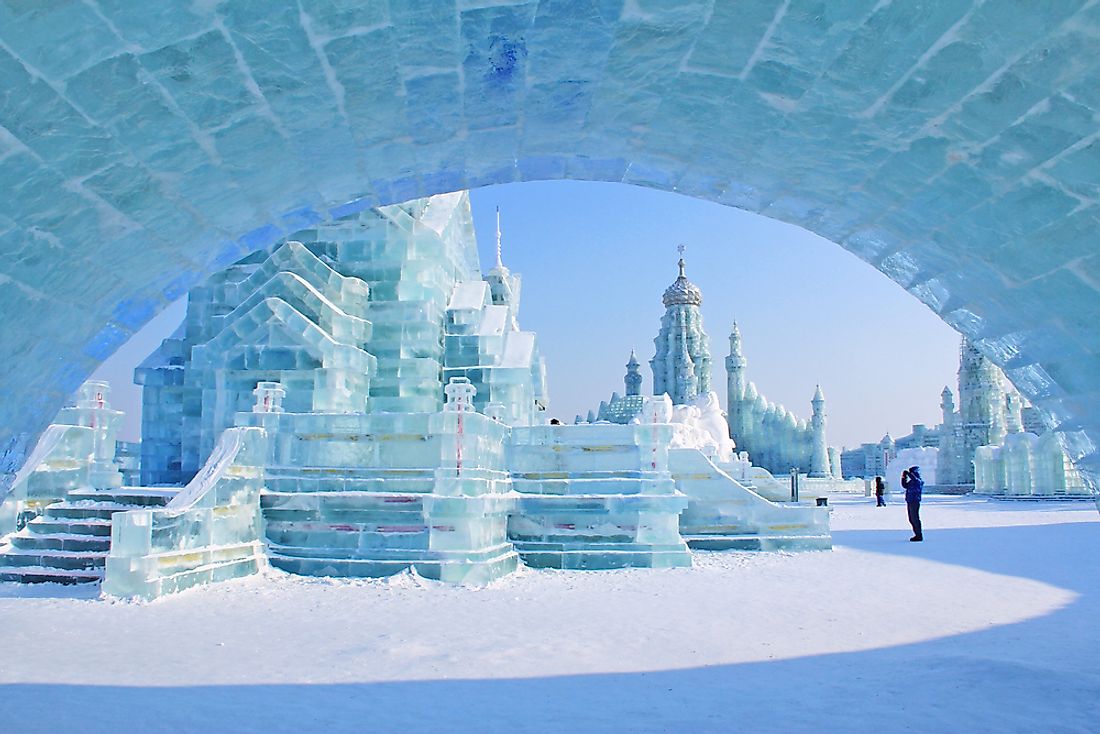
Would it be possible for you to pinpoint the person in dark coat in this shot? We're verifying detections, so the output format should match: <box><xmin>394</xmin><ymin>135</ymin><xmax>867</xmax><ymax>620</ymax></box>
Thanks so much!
<box><xmin>901</xmin><ymin>466</ymin><xmax>923</xmax><ymax>541</ymax></box>
<box><xmin>874</xmin><ymin>476</ymin><xmax>886</xmax><ymax>507</ymax></box>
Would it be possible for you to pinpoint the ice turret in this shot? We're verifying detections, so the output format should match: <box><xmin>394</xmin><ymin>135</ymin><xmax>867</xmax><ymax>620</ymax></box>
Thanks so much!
<box><xmin>809</xmin><ymin>385</ymin><xmax>831</xmax><ymax>478</ymax></box>
<box><xmin>725</xmin><ymin>323</ymin><xmax>749</xmax><ymax>443</ymax></box>
<box><xmin>625</xmin><ymin>350</ymin><xmax>642</xmax><ymax>397</ymax></box>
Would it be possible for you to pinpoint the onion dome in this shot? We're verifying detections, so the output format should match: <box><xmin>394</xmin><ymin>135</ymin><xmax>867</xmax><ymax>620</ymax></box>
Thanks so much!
<box><xmin>662</xmin><ymin>258</ymin><xmax>703</xmax><ymax>307</ymax></box>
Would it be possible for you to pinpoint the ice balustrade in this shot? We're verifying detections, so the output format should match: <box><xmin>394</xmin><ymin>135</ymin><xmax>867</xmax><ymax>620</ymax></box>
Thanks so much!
<box><xmin>102</xmin><ymin>425</ymin><xmax>268</xmax><ymax>600</ymax></box>
<box><xmin>0</xmin><ymin>381</ymin><xmax>122</xmax><ymax>534</ymax></box>
<box><xmin>672</xmin><ymin>448</ymin><xmax>831</xmax><ymax>551</ymax></box>
<box><xmin>0</xmin><ymin>424</ymin><xmax>92</xmax><ymax>535</ymax></box>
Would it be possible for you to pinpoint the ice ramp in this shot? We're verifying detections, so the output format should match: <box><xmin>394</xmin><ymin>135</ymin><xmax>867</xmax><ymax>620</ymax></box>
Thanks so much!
<box><xmin>671</xmin><ymin>449</ymin><xmax>831</xmax><ymax>551</ymax></box>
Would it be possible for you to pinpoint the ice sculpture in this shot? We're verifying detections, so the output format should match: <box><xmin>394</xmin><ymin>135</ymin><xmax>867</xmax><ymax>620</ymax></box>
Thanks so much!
<box><xmin>246</xmin><ymin>376</ymin><xmax>519</xmax><ymax>583</ymax></box>
<box><xmin>0</xmin><ymin>193</ymin><xmax>835</xmax><ymax>595</ymax></box>
<box><xmin>974</xmin><ymin>432</ymin><xmax>1089</xmax><ymax>497</ymax></box>
<box><xmin>102</xmin><ymin>426</ymin><xmax>268</xmax><ymax>599</ymax></box>
<box><xmin>2</xmin><ymin>1</ymin><xmax>1100</xmax><ymax>515</ymax></box>
<box><xmin>725</xmin><ymin>323</ymin><xmax>835</xmax><ymax>478</ymax></box>
<box><xmin>0</xmin><ymin>381</ymin><xmax>185</xmax><ymax>583</ymax></box>
<box><xmin>0</xmin><ymin>381</ymin><xmax>123</xmax><ymax>536</ymax></box>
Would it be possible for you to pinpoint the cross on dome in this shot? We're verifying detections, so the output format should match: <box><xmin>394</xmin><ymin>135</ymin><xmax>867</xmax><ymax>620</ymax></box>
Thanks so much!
<box><xmin>662</xmin><ymin>246</ymin><xmax>702</xmax><ymax>307</ymax></box>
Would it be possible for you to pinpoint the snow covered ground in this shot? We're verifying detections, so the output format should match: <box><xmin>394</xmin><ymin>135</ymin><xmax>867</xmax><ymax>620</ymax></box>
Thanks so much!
<box><xmin>2</xmin><ymin>494</ymin><xmax>1098</xmax><ymax>733</ymax></box>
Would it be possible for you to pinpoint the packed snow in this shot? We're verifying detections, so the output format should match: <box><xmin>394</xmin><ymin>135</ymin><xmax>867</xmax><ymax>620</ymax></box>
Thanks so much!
<box><xmin>1</xmin><ymin>493</ymin><xmax>1098</xmax><ymax>733</ymax></box>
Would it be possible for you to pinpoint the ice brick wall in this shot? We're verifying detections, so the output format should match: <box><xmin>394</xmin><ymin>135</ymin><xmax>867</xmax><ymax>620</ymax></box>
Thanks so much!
<box><xmin>1</xmin><ymin>1</ymin><xmax>1099</xmax><ymax>488</ymax></box>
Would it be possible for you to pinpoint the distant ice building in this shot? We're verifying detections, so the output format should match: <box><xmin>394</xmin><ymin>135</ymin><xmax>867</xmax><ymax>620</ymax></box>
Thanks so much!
<box><xmin>725</xmin><ymin>323</ymin><xmax>835</xmax><ymax>478</ymax></box>
<box><xmin>591</xmin><ymin>257</ymin><xmax>838</xmax><ymax>479</ymax></box>
<box><xmin>650</xmin><ymin>255</ymin><xmax>711</xmax><ymax>406</ymax></box>
<box><xmin>841</xmin><ymin>337</ymin><xmax>1082</xmax><ymax>496</ymax></box>
<box><xmin>937</xmin><ymin>338</ymin><xmax>1014</xmax><ymax>487</ymax></box>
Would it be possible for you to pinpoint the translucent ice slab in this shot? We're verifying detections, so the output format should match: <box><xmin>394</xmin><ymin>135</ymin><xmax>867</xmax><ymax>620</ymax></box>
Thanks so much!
<box><xmin>102</xmin><ymin>426</ymin><xmax>268</xmax><ymax>600</ymax></box>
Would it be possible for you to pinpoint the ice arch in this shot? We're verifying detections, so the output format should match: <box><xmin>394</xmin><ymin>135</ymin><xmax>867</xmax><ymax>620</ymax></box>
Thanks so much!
<box><xmin>0</xmin><ymin>1</ymin><xmax>1098</xmax><ymax>487</ymax></box>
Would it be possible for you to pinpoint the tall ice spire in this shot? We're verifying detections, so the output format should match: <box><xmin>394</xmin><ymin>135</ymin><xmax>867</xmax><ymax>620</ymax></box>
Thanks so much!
<box><xmin>809</xmin><ymin>384</ymin><xmax>830</xmax><ymax>477</ymax></box>
<box><xmin>652</xmin><ymin>248</ymin><xmax>710</xmax><ymax>404</ymax></box>
<box><xmin>495</xmin><ymin>205</ymin><xmax>503</xmax><ymax>270</ymax></box>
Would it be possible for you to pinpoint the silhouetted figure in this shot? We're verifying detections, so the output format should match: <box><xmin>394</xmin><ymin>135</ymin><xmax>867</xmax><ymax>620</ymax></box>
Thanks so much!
<box><xmin>874</xmin><ymin>476</ymin><xmax>886</xmax><ymax>507</ymax></box>
<box><xmin>549</xmin><ymin>418</ymin><xmax>561</xmax><ymax>425</ymax></box>
<box><xmin>901</xmin><ymin>466</ymin><xmax>924</xmax><ymax>541</ymax></box>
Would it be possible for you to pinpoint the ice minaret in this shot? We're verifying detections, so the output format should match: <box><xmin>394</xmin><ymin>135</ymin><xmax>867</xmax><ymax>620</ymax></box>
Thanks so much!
<box><xmin>625</xmin><ymin>350</ymin><xmax>642</xmax><ymax>397</ymax></box>
<box><xmin>726</xmin><ymin>323</ymin><xmax>749</xmax><ymax>442</ymax></box>
<box><xmin>809</xmin><ymin>385</ymin><xmax>831</xmax><ymax>478</ymax></box>
<box><xmin>651</xmin><ymin>251</ymin><xmax>711</xmax><ymax>405</ymax></box>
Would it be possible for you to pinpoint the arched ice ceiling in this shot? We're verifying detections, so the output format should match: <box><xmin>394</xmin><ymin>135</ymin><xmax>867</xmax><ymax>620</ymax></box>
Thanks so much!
<box><xmin>0</xmin><ymin>0</ymin><xmax>1098</xmax><ymax>486</ymax></box>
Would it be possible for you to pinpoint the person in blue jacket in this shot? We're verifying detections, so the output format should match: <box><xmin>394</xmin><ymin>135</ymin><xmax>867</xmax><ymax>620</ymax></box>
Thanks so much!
<box><xmin>901</xmin><ymin>466</ymin><xmax>923</xmax><ymax>542</ymax></box>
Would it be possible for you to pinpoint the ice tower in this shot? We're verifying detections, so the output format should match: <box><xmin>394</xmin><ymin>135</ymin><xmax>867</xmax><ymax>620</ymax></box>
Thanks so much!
<box><xmin>595</xmin><ymin>351</ymin><xmax>648</xmax><ymax>424</ymax></box>
<box><xmin>651</xmin><ymin>254</ymin><xmax>711</xmax><ymax>405</ymax></box>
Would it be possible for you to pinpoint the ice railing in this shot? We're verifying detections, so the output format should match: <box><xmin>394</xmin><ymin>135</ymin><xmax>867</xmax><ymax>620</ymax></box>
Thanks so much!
<box><xmin>672</xmin><ymin>448</ymin><xmax>831</xmax><ymax>537</ymax></box>
<box><xmin>0</xmin><ymin>423</ymin><xmax>94</xmax><ymax>536</ymax></box>
<box><xmin>102</xmin><ymin>427</ymin><xmax>268</xmax><ymax>600</ymax></box>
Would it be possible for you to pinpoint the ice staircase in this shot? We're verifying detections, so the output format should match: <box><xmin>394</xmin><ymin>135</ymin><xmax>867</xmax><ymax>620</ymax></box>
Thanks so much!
<box><xmin>0</xmin><ymin>487</ymin><xmax>178</xmax><ymax>584</ymax></box>
<box><xmin>507</xmin><ymin>423</ymin><xmax>693</xmax><ymax>570</ymax></box>
<box><xmin>246</xmin><ymin>402</ymin><xmax>518</xmax><ymax>584</ymax></box>
<box><xmin>261</xmin><ymin>466</ymin><xmax>441</xmax><ymax>577</ymax></box>
<box><xmin>672</xmin><ymin>449</ymin><xmax>831</xmax><ymax>551</ymax></box>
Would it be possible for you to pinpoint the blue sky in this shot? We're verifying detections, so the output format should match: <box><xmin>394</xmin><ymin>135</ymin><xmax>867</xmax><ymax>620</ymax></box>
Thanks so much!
<box><xmin>94</xmin><ymin>181</ymin><xmax>960</xmax><ymax>447</ymax></box>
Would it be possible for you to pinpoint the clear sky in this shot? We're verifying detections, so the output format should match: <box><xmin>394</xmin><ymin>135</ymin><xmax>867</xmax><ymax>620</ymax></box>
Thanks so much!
<box><xmin>93</xmin><ymin>180</ymin><xmax>961</xmax><ymax>448</ymax></box>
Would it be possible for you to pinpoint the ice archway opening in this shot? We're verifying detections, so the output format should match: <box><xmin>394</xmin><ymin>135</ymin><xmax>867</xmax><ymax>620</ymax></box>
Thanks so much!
<box><xmin>1</xmin><ymin>1</ymin><xmax>1098</xmax><ymax>489</ymax></box>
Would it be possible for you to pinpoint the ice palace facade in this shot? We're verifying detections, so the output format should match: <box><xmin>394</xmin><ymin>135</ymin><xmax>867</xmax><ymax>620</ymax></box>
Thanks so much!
<box><xmin>0</xmin><ymin>192</ymin><xmax>829</xmax><ymax>598</ymax></box>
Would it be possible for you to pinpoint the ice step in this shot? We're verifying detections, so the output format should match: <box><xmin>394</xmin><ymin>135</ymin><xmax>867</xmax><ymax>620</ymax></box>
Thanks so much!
<box><xmin>0</xmin><ymin>548</ymin><xmax>108</xmax><ymax>571</ymax></box>
<box><xmin>66</xmin><ymin>487</ymin><xmax>177</xmax><ymax>506</ymax></box>
<box><xmin>28</xmin><ymin>518</ymin><xmax>113</xmax><ymax>537</ymax></box>
<box><xmin>0</xmin><ymin>565</ymin><xmax>103</xmax><ymax>584</ymax></box>
<box><xmin>683</xmin><ymin>534</ymin><xmax>832</xmax><ymax>551</ymax></box>
<box><xmin>0</xmin><ymin>485</ymin><xmax>182</xmax><ymax>584</ymax></box>
<box><xmin>11</xmin><ymin>532</ymin><xmax>111</xmax><ymax>552</ymax></box>
<box><xmin>44</xmin><ymin>501</ymin><xmax>148</xmax><ymax>521</ymax></box>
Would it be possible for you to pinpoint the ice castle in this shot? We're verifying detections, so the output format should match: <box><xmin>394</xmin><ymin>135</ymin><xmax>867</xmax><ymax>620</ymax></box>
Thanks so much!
<box><xmin>593</xmin><ymin>257</ymin><xmax>840</xmax><ymax>481</ymax></box>
<box><xmin>0</xmin><ymin>193</ymin><xmax>830</xmax><ymax>597</ymax></box>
